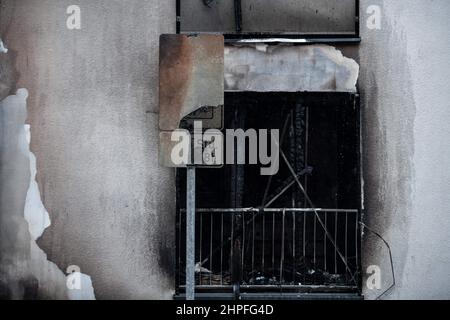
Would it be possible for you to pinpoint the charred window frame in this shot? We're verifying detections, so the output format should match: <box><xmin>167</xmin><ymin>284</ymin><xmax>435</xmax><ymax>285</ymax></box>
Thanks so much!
<box><xmin>176</xmin><ymin>0</ymin><xmax>360</xmax><ymax>44</ymax></box>
<box><xmin>170</xmin><ymin>1</ymin><xmax>364</xmax><ymax>300</ymax></box>
<box><xmin>174</xmin><ymin>93</ymin><xmax>363</xmax><ymax>299</ymax></box>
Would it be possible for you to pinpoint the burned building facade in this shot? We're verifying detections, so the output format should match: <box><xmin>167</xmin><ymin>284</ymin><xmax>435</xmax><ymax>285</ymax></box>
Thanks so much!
<box><xmin>1</xmin><ymin>0</ymin><xmax>450</xmax><ymax>300</ymax></box>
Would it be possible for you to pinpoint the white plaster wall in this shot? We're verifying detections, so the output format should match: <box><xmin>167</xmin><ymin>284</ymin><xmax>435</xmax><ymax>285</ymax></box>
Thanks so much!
<box><xmin>360</xmin><ymin>0</ymin><xmax>450</xmax><ymax>299</ymax></box>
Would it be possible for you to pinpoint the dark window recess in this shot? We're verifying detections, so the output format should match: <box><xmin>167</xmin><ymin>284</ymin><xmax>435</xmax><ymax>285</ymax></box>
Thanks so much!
<box><xmin>175</xmin><ymin>92</ymin><xmax>363</xmax><ymax>299</ymax></box>
<box><xmin>177</xmin><ymin>0</ymin><xmax>360</xmax><ymax>42</ymax></box>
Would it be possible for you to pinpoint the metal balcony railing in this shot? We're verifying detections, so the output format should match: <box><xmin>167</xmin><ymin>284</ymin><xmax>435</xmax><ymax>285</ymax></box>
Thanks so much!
<box><xmin>176</xmin><ymin>208</ymin><xmax>360</xmax><ymax>294</ymax></box>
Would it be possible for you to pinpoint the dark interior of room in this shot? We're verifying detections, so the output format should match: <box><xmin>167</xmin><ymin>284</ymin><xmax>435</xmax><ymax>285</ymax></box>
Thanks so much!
<box><xmin>176</xmin><ymin>92</ymin><xmax>361</xmax><ymax>296</ymax></box>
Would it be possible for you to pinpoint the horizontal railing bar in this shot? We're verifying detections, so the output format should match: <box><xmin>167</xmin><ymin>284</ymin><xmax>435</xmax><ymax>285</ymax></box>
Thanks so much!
<box><xmin>180</xmin><ymin>208</ymin><xmax>358</xmax><ymax>213</ymax></box>
<box><xmin>179</xmin><ymin>285</ymin><xmax>358</xmax><ymax>290</ymax></box>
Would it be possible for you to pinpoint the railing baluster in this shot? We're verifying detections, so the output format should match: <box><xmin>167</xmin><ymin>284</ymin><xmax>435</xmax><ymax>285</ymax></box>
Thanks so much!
<box><xmin>334</xmin><ymin>212</ymin><xmax>338</xmax><ymax>275</ymax></box>
<box><xmin>280</xmin><ymin>209</ymin><xmax>285</xmax><ymax>283</ymax></box>
<box><xmin>272</xmin><ymin>213</ymin><xmax>275</xmax><ymax>275</ymax></box>
<box><xmin>178</xmin><ymin>211</ymin><xmax>182</xmax><ymax>286</ymax></box>
<box><xmin>262</xmin><ymin>213</ymin><xmax>265</xmax><ymax>273</ymax></box>
<box><xmin>324</xmin><ymin>212</ymin><xmax>327</xmax><ymax>273</ymax></box>
<box><xmin>292</xmin><ymin>212</ymin><xmax>296</xmax><ymax>283</ymax></box>
<box><xmin>303</xmin><ymin>212</ymin><xmax>306</xmax><ymax>285</ymax></box>
<box><xmin>345</xmin><ymin>211</ymin><xmax>348</xmax><ymax>279</ymax></box>
<box><xmin>252</xmin><ymin>212</ymin><xmax>255</xmax><ymax>275</ymax></box>
<box><xmin>241</xmin><ymin>212</ymin><xmax>245</xmax><ymax>279</ymax></box>
<box><xmin>356</xmin><ymin>211</ymin><xmax>359</xmax><ymax>274</ymax></box>
<box><xmin>210</xmin><ymin>214</ymin><xmax>213</xmax><ymax>285</ymax></box>
<box><xmin>313</xmin><ymin>212</ymin><xmax>317</xmax><ymax>276</ymax></box>
<box><xmin>199</xmin><ymin>212</ymin><xmax>203</xmax><ymax>285</ymax></box>
<box><xmin>230</xmin><ymin>213</ymin><xmax>234</xmax><ymax>281</ymax></box>
<box><xmin>221</xmin><ymin>212</ymin><xmax>224</xmax><ymax>285</ymax></box>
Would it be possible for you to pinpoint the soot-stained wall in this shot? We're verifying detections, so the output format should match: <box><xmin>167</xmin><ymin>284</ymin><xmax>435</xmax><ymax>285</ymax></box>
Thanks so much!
<box><xmin>359</xmin><ymin>0</ymin><xmax>450</xmax><ymax>300</ymax></box>
<box><xmin>1</xmin><ymin>0</ymin><xmax>450</xmax><ymax>300</ymax></box>
<box><xmin>0</xmin><ymin>0</ymin><xmax>176</xmax><ymax>299</ymax></box>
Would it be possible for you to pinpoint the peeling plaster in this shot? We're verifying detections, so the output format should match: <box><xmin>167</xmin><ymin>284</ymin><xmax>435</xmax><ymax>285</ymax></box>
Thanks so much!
<box><xmin>0</xmin><ymin>41</ymin><xmax>17</xmax><ymax>101</ymax></box>
<box><xmin>1</xmin><ymin>88</ymin><xmax>67</xmax><ymax>299</ymax></box>
<box><xmin>23</xmin><ymin>120</ymin><xmax>95</xmax><ymax>299</ymax></box>
<box><xmin>1</xmin><ymin>88</ymin><xmax>95</xmax><ymax>300</ymax></box>
<box><xmin>23</xmin><ymin>124</ymin><xmax>51</xmax><ymax>240</ymax></box>
<box><xmin>0</xmin><ymin>39</ymin><xmax>7</xmax><ymax>54</ymax></box>
<box><xmin>19</xmin><ymin>92</ymin><xmax>96</xmax><ymax>300</ymax></box>
<box><xmin>225</xmin><ymin>44</ymin><xmax>359</xmax><ymax>92</ymax></box>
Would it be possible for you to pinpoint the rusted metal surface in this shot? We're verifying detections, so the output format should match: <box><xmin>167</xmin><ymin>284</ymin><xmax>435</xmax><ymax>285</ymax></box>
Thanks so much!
<box><xmin>159</xmin><ymin>34</ymin><xmax>224</xmax><ymax>168</ymax></box>
<box><xmin>159</xmin><ymin>34</ymin><xmax>224</xmax><ymax>131</ymax></box>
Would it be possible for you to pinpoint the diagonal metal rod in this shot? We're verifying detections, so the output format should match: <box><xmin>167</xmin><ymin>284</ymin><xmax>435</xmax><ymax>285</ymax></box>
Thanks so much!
<box><xmin>261</xmin><ymin>113</ymin><xmax>292</xmax><ymax>207</ymax></box>
<box><xmin>277</xmin><ymin>146</ymin><xmax>359</xmax><ymax>286</ymax></box>
<box><xmin>264</xmin><ymin>167</ymin><xmax>313</xmax><ymax>208</ymax></box>
<box><xmin>264</xmin><ymin>178</ymin><xmax>296</xmax><ymax>208</ymax></box>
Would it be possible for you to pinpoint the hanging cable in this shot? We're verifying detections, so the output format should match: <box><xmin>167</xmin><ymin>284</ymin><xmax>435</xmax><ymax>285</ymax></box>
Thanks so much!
<box><xmin>360</xmin><ymin>222</ymin><xmax>396</xmax><ymax>300</ymax></box>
